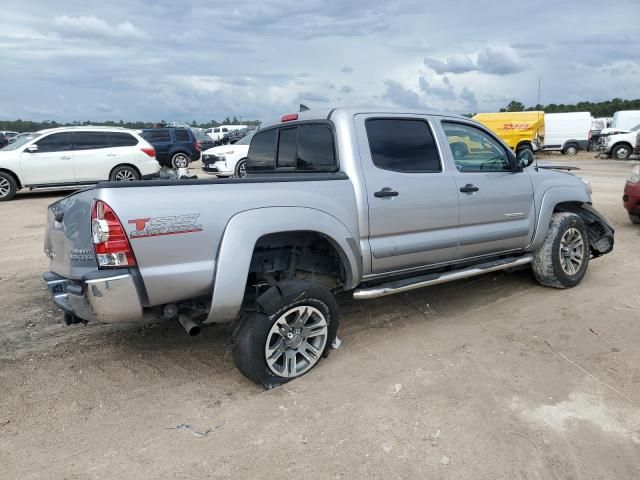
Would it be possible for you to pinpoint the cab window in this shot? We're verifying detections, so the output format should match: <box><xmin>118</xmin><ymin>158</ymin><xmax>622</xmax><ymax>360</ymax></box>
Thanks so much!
<box><xmin>442</xmin><ymin>122</ymin><xmax>511</xmax><ymax>172</ymax></box>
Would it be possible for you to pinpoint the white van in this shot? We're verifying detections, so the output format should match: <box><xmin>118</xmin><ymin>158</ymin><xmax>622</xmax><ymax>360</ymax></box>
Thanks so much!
<box><xmin>205</xmin><ymin>125</ymin><xmax>248</xmax><ymax>142</ymax></box>
<box><xmin>610</xmin><ymin>111</ymin><xmax>640</xmax><ymax>131</ymax></box>
<box><xmin>542</xmin><ymin>112</ymin><xmax>592</xmax><ymax>154</ymax></box>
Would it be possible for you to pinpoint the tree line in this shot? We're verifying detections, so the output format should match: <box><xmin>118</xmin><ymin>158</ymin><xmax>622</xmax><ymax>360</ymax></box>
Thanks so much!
<box><xmin>0</xmin><ymin>117</ymin><xmax>261</xmax><ymax>133</ymax></box>
<box><xmin>494</xmin><ymin>98</ymin><xmax>640</xmax><ymax>117</ymax></box>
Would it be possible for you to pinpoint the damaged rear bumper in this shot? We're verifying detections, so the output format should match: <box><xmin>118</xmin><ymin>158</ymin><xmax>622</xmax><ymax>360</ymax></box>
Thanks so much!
<box><xmin>44</xmin><ymin>270</ymin><xmax>144</xmax><ymax>323</ymax></box>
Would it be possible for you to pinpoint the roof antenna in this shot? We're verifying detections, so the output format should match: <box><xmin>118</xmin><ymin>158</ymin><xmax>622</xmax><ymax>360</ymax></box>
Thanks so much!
<box><xmin>299</xmin><ymin>104</ymin><xmax>310</xmax><ymax>112</ymax></box>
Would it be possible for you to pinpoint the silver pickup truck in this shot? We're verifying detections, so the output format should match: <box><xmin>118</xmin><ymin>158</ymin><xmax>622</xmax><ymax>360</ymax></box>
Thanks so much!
<box><xmin>44</xmin><ymin>107</ymin><xmax>614</xmax><ymax>387</ymax></box>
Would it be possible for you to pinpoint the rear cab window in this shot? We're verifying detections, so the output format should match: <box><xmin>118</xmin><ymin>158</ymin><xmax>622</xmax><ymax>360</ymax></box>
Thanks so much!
<box><xmin>247</xmin><ymin>123</ymin><xmax>337</xmax><ymax>174</ymax></box>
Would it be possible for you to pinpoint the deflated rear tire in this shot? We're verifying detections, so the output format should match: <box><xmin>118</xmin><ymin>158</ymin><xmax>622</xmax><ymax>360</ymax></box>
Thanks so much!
<box><xmin>232</xmin><ymin>279</ymin><xmax>339</xmax><ymax>389</ymax></box>
<box><xmin>532</xmin><ymin>212</ymin><xmax>589</xmax><ymax>288</ymax></box>
<box><xmin>0</xmin><ymin>172</ymin><xmax>17</xmax><ymax>201</ymax></box>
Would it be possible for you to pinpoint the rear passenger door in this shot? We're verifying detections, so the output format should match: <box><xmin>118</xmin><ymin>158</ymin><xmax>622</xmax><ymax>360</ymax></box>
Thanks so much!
<box><xmin>355</xmin><ymin>115</ymin><xmax>460</xmax><ymax>274</ymax></box>
<box><xmin>439</xmin><ymin>121</ymin><xmax>535</xmax><ymax>258</ymax></box>
<box><xmin>71</xmin><ymin>131</ymin><xmax>116</xmax><ymax>182</ymax></box>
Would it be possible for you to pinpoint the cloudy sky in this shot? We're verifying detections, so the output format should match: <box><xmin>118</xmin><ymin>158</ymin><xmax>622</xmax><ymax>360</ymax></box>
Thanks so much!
<box><xmin>1</xmin><ymin>0</ymin><xmax>639</xmax><ymax>122</ymax></box>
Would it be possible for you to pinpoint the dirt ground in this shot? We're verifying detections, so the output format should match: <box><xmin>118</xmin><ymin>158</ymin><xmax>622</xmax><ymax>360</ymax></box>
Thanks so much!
<box><xmin>1</xmin><ymin>153</ymin><xmax>639</xmax><ymax>479</ymax></box>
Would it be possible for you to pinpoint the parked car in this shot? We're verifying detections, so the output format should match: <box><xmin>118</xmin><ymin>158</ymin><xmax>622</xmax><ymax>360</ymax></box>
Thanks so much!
<box><xmin>205</xmin><ymin>125</ymin><xmax>248</xmax><ymax>144</ymax></box>
<box><xmin>623</xmin><ymin>165</ymin><xmax>640</xmax><ymax>224</ymax></box>
<box><xmin>42</xmin><ymin>107</ymin><xmax>614</xmax><ymax>387</ymax></box>
<box><xmin>0</xmin><ymin>127</ymin><xmax>160</xmax><ymax>201</ymax></box>
<box><xmin>588</xmin><ymin>117</ymin><xmax>612</xmax><ymax>151</ymax></box>
<box><xmin>201</xmin><ymin>130</ymin><xmax>254</xmax><ymax>177</ymax></box>
<box><xmin>225</xmin><ymin>127</ymin><xmax>255</xmax><ymax>145</ymax></box>
<box><xmin>542</xmin><ymin>112</ymin><xmax>591</xmax><ymax>154</ymax></box>
<box><xmin>472</xmin><ymin>111</ymin><xmax>544</xmax><ymax>154</ymax></box>
<box><xmin>594</xmin><ymin>122</ymin><xmax>640</xmax><ymax>159</ymax></box>
<box><xmin>193</xmin><ymin>130</ymin><xmax>216</xmax><ymax>152</ymax></box>
<box><xmin>140</xmin><ymin>128</ymin><xmax>199</xmax><ymax>168</ymax></box>
<box><xmin>0</xmin><ymin>131</ymin><xmax>19</xmax><ymax>144</ymax></box>
<box><xmin>15</xmin><ymin>132</ymin><xmax>36</xmax><ymax>140</ymax></box>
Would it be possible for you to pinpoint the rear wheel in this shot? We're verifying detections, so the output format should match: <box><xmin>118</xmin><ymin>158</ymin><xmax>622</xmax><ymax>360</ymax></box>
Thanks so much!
<box><xmin>612</xmin><ymin>144</ymin><xmax>631</xmax><ymax>160</ymax></box>
<box><xmin>563</xmin><ymin>143</ymin><xmax>578</xmax><ymax>155</ymax></box>
<box><xmin>171</xmin><ymin>152</ymin><xmax>190</xmax><ymax>169</ymax></box>
<box><xmin>0</xmin><ymin>172</ymin><xmax>17</xmax><ymax>201</ymax></box>
<box><xmin>232</xmin><ymin>279</ymin><xmax>339</xmax><ymax>388</ymax></box>
<box><xmin>629</xmin><ymin>213</ymin><xmax>640</xmax><ymax>225</ymax></box>
<box><xmin>110</xmin><ymin>165</ymin><xmax>139</xmax><ymax>182</ymax></box>
<box><xmin>532</xmin><ymin>212</ymin><xmax>589</xmax><ymax>288</ymax></box>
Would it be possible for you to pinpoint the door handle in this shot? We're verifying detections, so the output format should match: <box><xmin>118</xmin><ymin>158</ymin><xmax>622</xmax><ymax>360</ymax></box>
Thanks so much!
<box><xmin>459</xmin><ymin>184</ymin><xmax>479</xmax><ymax>193</ymax></box>
<box><xmin>106</xmin><ymin>153</ymin><xmax>117</xmax><ymax>157</ymax></box>
<box><xmin>60</xmin><ymin>156</ymin><xmax>72</xmax><ymax>160</ymax></box>
<box><xmin>374</xmin><ymin>187</ymin><xmax>399</xmax><ymax>198</ymax></box>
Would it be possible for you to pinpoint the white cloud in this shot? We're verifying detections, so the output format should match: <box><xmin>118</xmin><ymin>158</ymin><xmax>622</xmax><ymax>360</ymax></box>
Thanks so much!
<box><xmin>51</xmin><ymin>15</ymin><xmax>149</xmax><ymax>40</ymax></box>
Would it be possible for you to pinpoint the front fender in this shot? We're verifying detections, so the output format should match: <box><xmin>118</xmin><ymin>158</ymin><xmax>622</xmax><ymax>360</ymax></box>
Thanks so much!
<box><xmin>205</xmin><ymin>207</ymin><xmax>361</xmax><ymax>324</ymax></box>
<box><xmin>527</xmin><ymin>186</ymin><xmax>591</xmax><ymax>250</ymax></box>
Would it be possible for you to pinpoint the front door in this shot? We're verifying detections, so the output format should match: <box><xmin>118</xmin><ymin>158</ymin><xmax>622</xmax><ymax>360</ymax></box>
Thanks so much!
<box><xmin>20</xmin><ymin>132</ymin><xmax>74</xmax><ymax>185</ymax></box>
<box><xmin>356</xmin><ymin>115</ymin><xmax>460</xmax><ymax>274</ymax></box>
<box><xmin>439</xmin><ymin>120</ymin><xmax>535</xmax><ymax>259</ymax></box>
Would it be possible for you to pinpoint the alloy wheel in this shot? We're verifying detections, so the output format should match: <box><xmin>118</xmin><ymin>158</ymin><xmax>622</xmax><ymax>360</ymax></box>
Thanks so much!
<box><xmin>559</xmin><ymin>227</ymin><xmax>585</xmax><ymax>275</ymax></box>
<box><xmin>264</xmin><ymin>306</ymin><xmax>328</xmax><ymax>378</ymax></box>
<box><xmin>0</xmin><ymin>177</ymin><xmax>10</xmax><ymax>198</ymax></box>
<box><xmin>115</xmin><ymin>169</ymin><xmax>136</xmax><ymax>181</ymax></box>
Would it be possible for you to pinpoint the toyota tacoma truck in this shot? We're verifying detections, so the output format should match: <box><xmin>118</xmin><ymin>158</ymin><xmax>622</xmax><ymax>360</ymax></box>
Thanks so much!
<box><xmin>43</xmin><ymin>107</ymin><xmax>614</xmax><ymax>388</ymax></box>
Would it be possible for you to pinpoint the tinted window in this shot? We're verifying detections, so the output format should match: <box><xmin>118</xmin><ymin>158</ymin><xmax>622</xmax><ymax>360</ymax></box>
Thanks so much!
<box><xmin>222</xmin><ymin>128</ymin><xmax>228</xmax><ymax>132</ymax></box>
<box><xmin>144</xmin><ymin>130</ymin><xmax>171</xmax><ymax>142</ymax></box>
<box><xmin>110</xmin><ymin>132</ymin><xmax>138</xmax><ymax>147</ymax></box>
<box><xmin>35</xmin><ymin>133</ymin><xmax>72</xmax><ymax>153</ymax></box>
<box><xmin>366</xmin><ymin>119</ymin><xmax>440</xmax><ymax>172</ymax></box>
<box><xmin>277</xmin><ymin>128</ymin><xmax>297</xmax><ymax>167</ymax></box>
<box><xmin>247</xmin><ymin>129</ymin><xmax>276</xmax><ymax>171</ymax></box>
<box><xmin>297</xmin><ymin>124</ymin><xmax>336</xmax><ymax>171</ymax></box>
<box><xmin>71</xmin><ymin>132</ymin><xmax>110</xmax><ymax>150</ymax></box>
<box><xmin>174</xmin><ymin>129</ymin><xmax>190</xmax><ymax>142</ymax></box>
<box><xmin>442</xmin><ymin>122</ymin><xmax>511</xmax><ymax>172</ymax></box>
<box><xmin>213</xmin><ymin>128</ymin><xmax>220</xmax><ymax>133</ymax></box>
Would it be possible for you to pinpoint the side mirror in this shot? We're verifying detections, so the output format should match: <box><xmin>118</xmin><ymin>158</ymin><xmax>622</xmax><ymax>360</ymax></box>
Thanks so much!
<box><xmin>516</xmin><ymin>149</ymin><xmax>535</xmax><ymax>169</ymax></box>
<box><xmin>26</xmin><ymin>144</ymin><xmax>38</xmax><ymax>153</ymax></box>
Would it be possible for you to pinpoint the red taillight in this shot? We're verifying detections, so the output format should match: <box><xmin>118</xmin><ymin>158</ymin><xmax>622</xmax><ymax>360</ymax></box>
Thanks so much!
<box><xmin>141</xmin><ymin>147</ymin><xmax>155</xmax><ymax>157</ymax></box>
<box><xmin>281</xmin><ymin>113</ymin><xmax>298</xmax><ymax>122</ymax></box>
<box><xmin>91</xmin><ymin>200</ymin><xmax>136</xmax><ymax>268</ymax></box>
<box><xmin>195</xmin><ymin>141</ymin><xmax>200</xmax><ymax>151</ymax></box>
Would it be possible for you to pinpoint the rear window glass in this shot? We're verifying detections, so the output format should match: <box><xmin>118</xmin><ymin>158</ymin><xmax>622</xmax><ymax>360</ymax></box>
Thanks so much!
<box><xmin>247</xmin><ymin>129</ymin><xmax>277</xmax><ymax>171</ymax></box>
<box><xmin>365</xmin><ymin>119</ymin><xmax>441</xmax><ymax>172</ymax></box>
<box><xmin>297</xmin><ymin>124</ymin><xmax>335</xmax><ymax>171</ymax></box>
<box><xmin>72</xmin><ymin>131</ymin><xmax>111</xmax><ymax>150</ymax></box>
<box><xmin>174</xmin><ymin>129</ymin><xmax>190</xmax><ymax>142</ymax></box>
<box><xmin>110</xmin><ymin>132</ymin><xmax>138</xmax><ymax>147</ymax></box>
<box><xmin>277</xmin><ymin>128</ymin><xmax>297</xmax><ymax>167</ymax></box>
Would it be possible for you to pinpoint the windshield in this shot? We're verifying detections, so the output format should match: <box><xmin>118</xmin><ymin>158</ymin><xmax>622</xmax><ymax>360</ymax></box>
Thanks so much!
<box><xmin>236</xmin><ymin>130</ymin><xmax>255</xmax><ymax>145</ymax></box>
<box><xmin>1</xmin><ymin>132</ymin><xmax>42</xmax><ymax>151</ymax></box>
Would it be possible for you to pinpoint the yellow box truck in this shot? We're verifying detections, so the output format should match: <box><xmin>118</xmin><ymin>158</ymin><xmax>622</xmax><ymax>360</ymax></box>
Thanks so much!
<box><xmin>472</xmin><ymin>111</ymin><xmax>544</xmax><ymax>154</ymax></box>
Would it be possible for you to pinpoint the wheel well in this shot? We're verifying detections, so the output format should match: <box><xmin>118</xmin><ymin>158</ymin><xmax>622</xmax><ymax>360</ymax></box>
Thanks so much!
<box><xmin>247</xmin><ymin>231</ymin><xmax>347</xmax><ymax>292</ymax></box>
<box><xmin>0</xmin><ymin>168</ymin><xmax>21</xmax><ymax>189</ymax></box>
<box><xmin>611</xmin><ymin>141</ymin><xmax>632</xmax><ymax>151</ymax></box>
<box><xmin>110</xmin><ymin>164</ymin><xmax>141</xmax><ymax>178</ymax></box>
<box><xmin>563</xmin><ymin>141</ymin><xmax>579</xmax><ymax>149</ymax></box>
<box><xmin>171</xmin><ymin>151</ymin><xmax>190</xmax><ymax>158</ymax></box>
<box><xmin>515</xmin><ymin>141</ymin><xmax>532</xmax><ymax>151</ymax></box>
<box><xmin>553</xmin><ymin>202</ymin><xmax>613</xmax><ymax>256</ymax></box>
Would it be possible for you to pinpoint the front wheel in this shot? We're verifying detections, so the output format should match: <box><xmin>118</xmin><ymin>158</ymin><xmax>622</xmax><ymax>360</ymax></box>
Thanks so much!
<box><xmin>0</xmin><ymin>172</ymin><xmax>17</xmax><ymax>201</ymax></box>
<box><xmin>232</xmin><ymin>280</ymin><xmax>340</xmax><ymax>388</ymax></box>
<box><xmin>532</xmin><ymin>212</ymin><xmax>589</xmax><ymax>288</ymax></box>
<box><xmin>612</xmin><ymin>144</ymin><xmax>631</xmax><ymax>160</ymax></box>
<box><xmin>110</xmin><ymin>165</ymin><xmax>139</xmax><ymax>182</ymax></box>
<box><xmin>629</xmin><ymin>213</ymin><xmax>640</xmax><ymax>225</ymax></box>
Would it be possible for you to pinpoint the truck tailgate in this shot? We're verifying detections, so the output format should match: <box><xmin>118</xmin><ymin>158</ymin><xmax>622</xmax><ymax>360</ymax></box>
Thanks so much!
<box><xmin>43</xmin><ymin>188</ymin><xmax>98</xmax><ymax>280</ymax></box>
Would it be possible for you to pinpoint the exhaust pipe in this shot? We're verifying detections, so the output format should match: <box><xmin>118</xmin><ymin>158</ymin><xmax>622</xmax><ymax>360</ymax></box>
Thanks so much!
<box><xmin>178</xmin><ymin>314</ymin><xmax>201</xmax><ymax>336</ymax></box>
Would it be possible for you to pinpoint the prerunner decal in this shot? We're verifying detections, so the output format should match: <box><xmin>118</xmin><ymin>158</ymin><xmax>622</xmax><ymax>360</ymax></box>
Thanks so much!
<box><xmin>128</xmin><ymin>214</ymin><xmax>203</xmax><ymax>239</ymax></box>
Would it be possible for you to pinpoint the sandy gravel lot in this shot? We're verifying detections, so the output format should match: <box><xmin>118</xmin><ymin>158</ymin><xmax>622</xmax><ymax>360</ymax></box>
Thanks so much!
<box><xmin>1</xmin><ymin>153</ymin><xmax>639</xmax><ymax>479</ymax></box>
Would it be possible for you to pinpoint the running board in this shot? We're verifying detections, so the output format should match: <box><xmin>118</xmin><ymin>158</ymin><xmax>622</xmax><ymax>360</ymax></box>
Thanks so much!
<box><xmin>353</xmin><ymin>254</ymin><xmax>533</xmax><ymax>300</ymax></box>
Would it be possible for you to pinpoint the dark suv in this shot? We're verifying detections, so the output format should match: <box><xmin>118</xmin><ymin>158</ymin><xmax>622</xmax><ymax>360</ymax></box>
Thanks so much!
<box><xmin>140</xmin><ymin>128</ymin><xmax>199</xmax><ymax>168</ymax></box>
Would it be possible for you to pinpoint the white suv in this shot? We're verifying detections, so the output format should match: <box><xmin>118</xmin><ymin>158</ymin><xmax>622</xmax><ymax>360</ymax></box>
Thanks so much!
<box><xmin>0</xmin><ymin>126</ymin><xmax>161</xmax><ymax>201</ymax></box>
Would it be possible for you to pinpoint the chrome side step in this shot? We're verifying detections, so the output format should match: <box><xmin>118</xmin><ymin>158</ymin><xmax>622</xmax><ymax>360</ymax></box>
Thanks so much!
<box><xmin>353</xmin><ymin>254</ymin><xmax>533</xmax><ymax>300</ymax></box>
